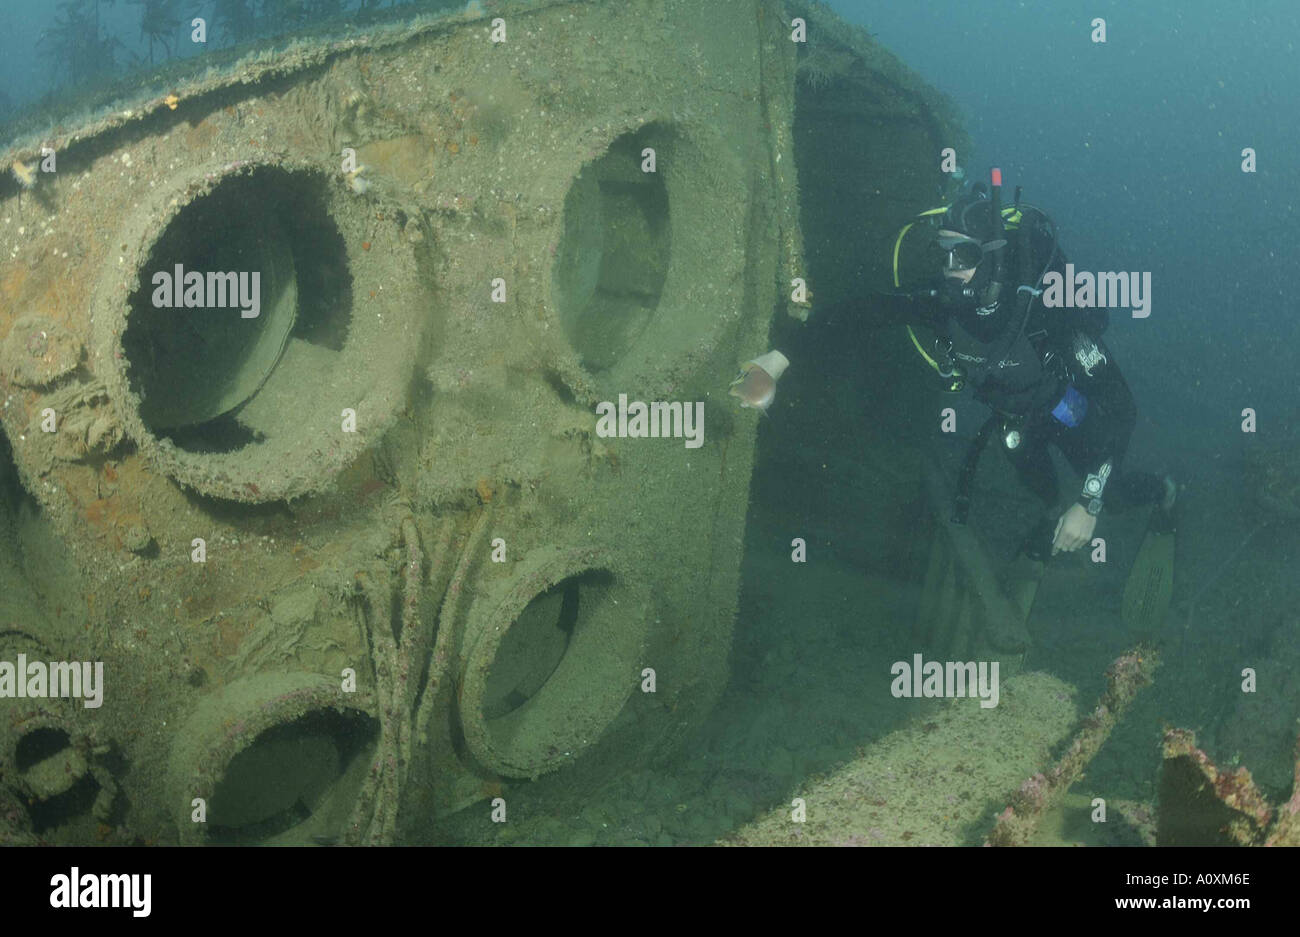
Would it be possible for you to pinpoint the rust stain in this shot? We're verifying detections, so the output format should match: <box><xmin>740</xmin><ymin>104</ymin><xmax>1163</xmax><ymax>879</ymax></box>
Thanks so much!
<box><xmin>185</xmin><ymin>121</ymin><xmax>218</xmax><ymax>150</ymax></box>
<box><xmin>0</xmin><ymin>265</ymin><xmax>30</xmax><ymax>307</ymax></box>
<box><xmin>82</xmin><ymin>497</ymin><xmax>114</xmax><ymax>529</ymax></box>
<box><xmin>357</xmin><ymin>136</ymin><xmax>436</xmax><ymax>187</ymax></box>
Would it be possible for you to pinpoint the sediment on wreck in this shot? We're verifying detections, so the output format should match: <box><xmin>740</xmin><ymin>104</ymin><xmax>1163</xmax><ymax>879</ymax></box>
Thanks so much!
<box><xmin>987</xmin><ymin>647</ymin><xmax>1157</xmax><ymax>847</ymax></box>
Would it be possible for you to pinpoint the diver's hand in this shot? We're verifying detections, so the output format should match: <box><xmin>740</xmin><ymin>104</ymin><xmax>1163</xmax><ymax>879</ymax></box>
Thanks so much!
<box><xmin>1052</xmin><ymin>503</ymin><xmax>1097</xmax><ymax>555</ymax></box>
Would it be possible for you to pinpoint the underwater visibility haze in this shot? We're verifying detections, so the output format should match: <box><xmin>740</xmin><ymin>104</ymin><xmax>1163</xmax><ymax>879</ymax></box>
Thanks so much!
<box><xmin>0</xmin><ymin>0</ymin><xmax>1296</xmax><ymax>861</ymax></box>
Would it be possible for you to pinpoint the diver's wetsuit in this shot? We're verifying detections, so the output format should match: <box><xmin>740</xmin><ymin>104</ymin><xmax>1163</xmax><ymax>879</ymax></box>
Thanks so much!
<box><xmin>996</xmin><ymin>332</ymin><xmax>1164</xmax><ymax>557</ymax></box>
<box><xmin>925</xmin><ymin>226</ymin><xmax>1164</xmax><ymax>559</ymax></box>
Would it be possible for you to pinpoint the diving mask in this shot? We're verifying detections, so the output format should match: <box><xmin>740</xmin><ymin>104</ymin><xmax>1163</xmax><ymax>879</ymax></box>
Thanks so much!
<box><xmin>936</xmin><ymin>233</ymin><xmax>984</xmax><ymax>270</ymax></box>
<box><xmin>934</xmin><ymin>232</ymin><xmax>1008</xmax><ymax>272</ymax></box>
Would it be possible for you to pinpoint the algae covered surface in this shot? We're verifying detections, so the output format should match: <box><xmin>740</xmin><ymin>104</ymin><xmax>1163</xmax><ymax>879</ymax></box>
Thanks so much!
<box><xmin>0</xmin><ymin>0</ymin><xmax>1293</xmax><ymax>852</ymax></box>
<box><xmin>725</xmin><ymin>673</ymin><xmax>1078</xmax><ymax>847</ymax></box>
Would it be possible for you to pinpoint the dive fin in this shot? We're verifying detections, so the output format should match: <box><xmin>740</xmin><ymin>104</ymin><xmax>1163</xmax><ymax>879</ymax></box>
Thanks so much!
<box><xmin>1004</xmin><ymin>553</ymin><xmax>1046</xmax><ymax>626</ymax></box>
<box><xmin>1000</xmin><ymin>553</ymin><xmax>1046</xmax><ymax>671</ymax></box>
<box><xmin>1122</xmin><ymin>508</ymin><xmax>1176</xmax><ymax>635</ymax></box>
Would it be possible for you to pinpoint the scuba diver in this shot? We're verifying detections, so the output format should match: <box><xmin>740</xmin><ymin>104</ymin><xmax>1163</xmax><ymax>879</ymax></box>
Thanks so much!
<box><xmin>884</xmin><ymin>169</ymin><xmax>1176</xmax><ymax>630</ymax></box>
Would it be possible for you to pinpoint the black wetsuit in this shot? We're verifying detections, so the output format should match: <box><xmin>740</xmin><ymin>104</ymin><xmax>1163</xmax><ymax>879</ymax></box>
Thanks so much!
<box><xmin>924</xmin><ymin>223</ymin><xmax>1163</xmax><ymax>558</ymax></box>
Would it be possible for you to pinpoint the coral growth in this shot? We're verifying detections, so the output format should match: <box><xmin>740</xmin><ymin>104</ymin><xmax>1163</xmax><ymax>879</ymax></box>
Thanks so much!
<box><xmin>1157</xmin><ymin>727</ymin><xmax>1296</xmax><ymax>846</ymax></box>
<box><xmin>10</xmin><ymin>160</ymin><xmax>35</xmax><ymax>189</ymax></box>
<box><xmin>988</xmin><ymin>645</ymin><xmax>1157</xmax><ymax>846</ymax></box>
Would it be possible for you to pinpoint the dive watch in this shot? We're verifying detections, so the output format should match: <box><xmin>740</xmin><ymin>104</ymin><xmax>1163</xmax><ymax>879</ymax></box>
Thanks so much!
<box><xmin>1079</xmin><ymin>460</ymin><xmax>1112</xmax><ymax>516</ymax></box>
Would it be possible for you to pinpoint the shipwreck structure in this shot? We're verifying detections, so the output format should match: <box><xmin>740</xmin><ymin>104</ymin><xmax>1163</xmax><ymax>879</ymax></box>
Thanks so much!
<box><xmin>0</xmin><ymin>0</ymin><xmax>966</xmax><ymax>844</ymax></box>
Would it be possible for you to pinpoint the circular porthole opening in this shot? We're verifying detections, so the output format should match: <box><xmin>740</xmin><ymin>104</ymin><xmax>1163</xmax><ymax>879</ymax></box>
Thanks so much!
<box><xmin>461</xmin><ymin>550</ymin><xmax>649</xmax><ymax>778</ymax></box>
<box><xmin>206</xmin><ymin>708</ymin><xmax>374</xmax><ymax>845</ymax></box>
<box><xmin>482</xmin><ymin>573</ymin><xmax>587</xmax><ymax>719</ymax></box>
<box><xmin>14</xmin><ymin>726</ymin><xmax>72</xmax><ymax>774</ymax></box>
<box><xmin>553</xmin><ymin>127</ymin><xmax>671</xmax><ymax>372</ymax></box>
<box><xmin>121</xmin><ymin>167</ymin><xmax>352</xmax><ymax>455</ymax></box>
<box><xmin>13</xmin><ymin>726</ymin><xmax>100</xmax><ymax>832</ymax></box>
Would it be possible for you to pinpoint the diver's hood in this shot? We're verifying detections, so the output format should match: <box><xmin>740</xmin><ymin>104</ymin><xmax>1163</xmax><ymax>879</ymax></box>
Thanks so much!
<box><xmin>936</xmin><ymin>185</ymin><xmax>1010</xmax><ymax>315</ymax></box>
<box><xmin>942</xmin><ymin>187</ymin><xmax>999</xmax><ymax>242</ymax></box>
